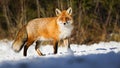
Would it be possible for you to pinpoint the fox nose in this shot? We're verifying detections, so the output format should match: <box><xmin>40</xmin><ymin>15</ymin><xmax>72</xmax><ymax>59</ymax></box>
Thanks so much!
<box><xmin>63</xmin><ymin>23</ymin><xmax>66</xmax><ymax>25</ymax></box>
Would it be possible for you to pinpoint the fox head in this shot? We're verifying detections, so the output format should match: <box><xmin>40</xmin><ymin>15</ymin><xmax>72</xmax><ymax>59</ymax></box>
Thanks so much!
<box><xmin>55</xmin><ymin>7</ymin><xmax>73</xmax><ymax>26</ymax></box>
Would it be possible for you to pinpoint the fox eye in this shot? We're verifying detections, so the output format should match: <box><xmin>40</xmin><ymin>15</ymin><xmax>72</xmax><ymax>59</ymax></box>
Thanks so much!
<box><xmin>66</xmin><ymin>17</ymin><xmax>69</xmax><ymax>19</ymax></box>
<box><xmin>66</xmin><ymin>17</ymin><xmax>71</xmax><ymax>21</ymax></box>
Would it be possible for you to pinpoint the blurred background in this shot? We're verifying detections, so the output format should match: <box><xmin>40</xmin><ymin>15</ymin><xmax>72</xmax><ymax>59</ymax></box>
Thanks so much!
<box><xmin>0</xmin><ymin>0</ymin><xmax>120</xmax><ymax>44</ymax></box>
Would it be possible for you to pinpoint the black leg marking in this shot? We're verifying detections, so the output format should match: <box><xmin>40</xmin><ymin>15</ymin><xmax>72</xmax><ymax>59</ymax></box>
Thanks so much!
<box><xmin>68</xmin><ymin>38</ymin><xmax>71</xmax><ymax>49</ymax></box>
<box><xmin>23</xmin><ymin>45</ymin><xmax>28</xmax><ymax>56</ymax></box>
<box><xmin>54</xmin><ymin>41</ymin><xmax>58</xmax><ymax>54</ymax></box>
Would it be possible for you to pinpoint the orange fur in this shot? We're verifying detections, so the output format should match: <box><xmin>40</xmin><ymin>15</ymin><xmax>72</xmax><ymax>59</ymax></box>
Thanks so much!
<box><xmin>26</xmin><ymin>17</ymin><xmax>59</xmax><ymax>41</ymax></box>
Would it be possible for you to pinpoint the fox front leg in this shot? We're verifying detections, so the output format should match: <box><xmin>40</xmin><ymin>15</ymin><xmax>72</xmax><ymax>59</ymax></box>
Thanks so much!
<box><xmin>63</xmin><ymin>38</ymin><xmax>71</xmax><ymax>49</ymax></box>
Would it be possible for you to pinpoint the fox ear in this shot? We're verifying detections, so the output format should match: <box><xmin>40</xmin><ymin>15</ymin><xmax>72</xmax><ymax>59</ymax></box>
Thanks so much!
<box><xmin>67</xmin><ymin>7</ymin><xmax>72</xmax><ymax>15</ymax></box>
<box><xmin>55</xmin><ymin>8</ymin><xmax>61</xmax><ymax>16</ymax></box>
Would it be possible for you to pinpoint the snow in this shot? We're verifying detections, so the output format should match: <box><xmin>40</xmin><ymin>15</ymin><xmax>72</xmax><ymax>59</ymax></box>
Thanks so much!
<box><xmin>0</xmin><ymin>39</ymin><xmax>120</xmax><ymax>68</ymax></box>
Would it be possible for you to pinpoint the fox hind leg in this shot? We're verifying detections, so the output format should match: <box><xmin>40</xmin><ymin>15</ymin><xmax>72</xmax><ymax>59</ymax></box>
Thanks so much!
<box><xmin>35</xmin><ymin>40</ymin><xmax>43</xmax><ymax>56</ymax></box>
<box><xmin>23</xmin><ymin>40</ymin><xmax>34</xmax><ymax>56</ymax></box>
<box><xmin>24</xmin><ymin>45</ymin><xmax>29</xmax><ymax>56</ymax></box>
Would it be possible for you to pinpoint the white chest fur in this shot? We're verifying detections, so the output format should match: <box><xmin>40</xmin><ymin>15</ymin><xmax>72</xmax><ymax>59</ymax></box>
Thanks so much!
<box><xmin>58</xmin><ymin>23</ymin><xmax>73</xmax><ymax>40</ymax></box>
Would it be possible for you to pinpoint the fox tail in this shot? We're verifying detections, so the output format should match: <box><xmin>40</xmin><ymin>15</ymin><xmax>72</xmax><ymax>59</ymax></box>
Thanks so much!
<box><xmin>12</xmin><ymin>26</ymin><xmax>27</xmax><ymax>52</ymax></box>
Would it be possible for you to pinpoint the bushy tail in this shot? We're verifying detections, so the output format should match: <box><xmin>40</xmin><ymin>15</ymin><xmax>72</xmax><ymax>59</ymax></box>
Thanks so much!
<box><xmin>12</xmin><ymin>25</ymin><xmax>27</xmax><ymax>52</ymax></box>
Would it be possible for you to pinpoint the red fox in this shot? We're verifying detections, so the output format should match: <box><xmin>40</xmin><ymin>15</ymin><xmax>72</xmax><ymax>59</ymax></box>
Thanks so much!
<box><xmin>12</xmin><ymin>7</ymin><xmax>73</xmax><ymax>56</ymax></box>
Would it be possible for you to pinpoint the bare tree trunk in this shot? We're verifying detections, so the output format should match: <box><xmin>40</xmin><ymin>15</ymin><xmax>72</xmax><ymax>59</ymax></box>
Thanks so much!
<box><xmin>67</xmin><ymin>0</ymin><xmax>72</xmax><ymax>7</ymax></box>
<box><xmin>105</xmin><ymin>10</ymin><xmax>111</xmax><ymax>26</ymax></box>
<box><xmin>113</xmin><ymin>14</ymin><xmax>119</xmax><ymax>33</ymax></box>
<box><xmin>94</xmin><ymin>0</ymin><xmax>99</xmax><ymax>14</ymax></box>
<box><xmin>57</xmin><ymin>0</ymin><xmax>60</xmax><ymax>8</ymax></box>
<box><xmin>21</xmin><ymin>0</ymin><xmax>27</xmax><ymax>25</ymax></box>
<box><xmin>59</xmin><ymin>0</ymin><xmax>63</xmax><ymax>10</ymax></box>
<box><xmin>36</xmin><ymin>0</ymin><xmax>40</xmax><ymax>18</ymax></box>
<box><xmin>19</xmin><ymin>0</ymin><xmax>24</xmax><ymax>27</ymax></box>
<box><xmin>77</xmin><ymin>0</ymin><xmax>82</xmax><ymax>44</ymax></box>
<box><xmin>67</xmin><ymin>0</ymin><xmax>69</xmax><ymax>7</ymax></box>
<box><xmin>2</xmin><ymin>0</ymin><xmax>10</xmax><ymax>27</ymax></box>
<box><xmin>57</xmin><ymin>0</ymin><xmax>63</xmax><ymax>10</ymax></box>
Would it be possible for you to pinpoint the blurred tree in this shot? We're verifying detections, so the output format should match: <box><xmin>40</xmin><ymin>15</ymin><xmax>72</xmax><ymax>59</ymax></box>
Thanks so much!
<box><xmin>36</xmin><ymin>0</ymin><xmax>40</xmax><ymax>18</ymax></box>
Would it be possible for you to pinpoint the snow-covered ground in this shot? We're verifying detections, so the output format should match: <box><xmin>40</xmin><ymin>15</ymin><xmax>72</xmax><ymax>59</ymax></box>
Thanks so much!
<box><xmin>0</xmin><ymin>39</ymin><xmax>120</xmax><ymax>68</ymax></box>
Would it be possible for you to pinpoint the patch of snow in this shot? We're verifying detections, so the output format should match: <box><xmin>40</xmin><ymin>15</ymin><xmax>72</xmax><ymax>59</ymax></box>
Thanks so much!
<box><xmin>0</xmin><ymin>40</ymin><xmax>120</xmax><ymax>68</ymax></box>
